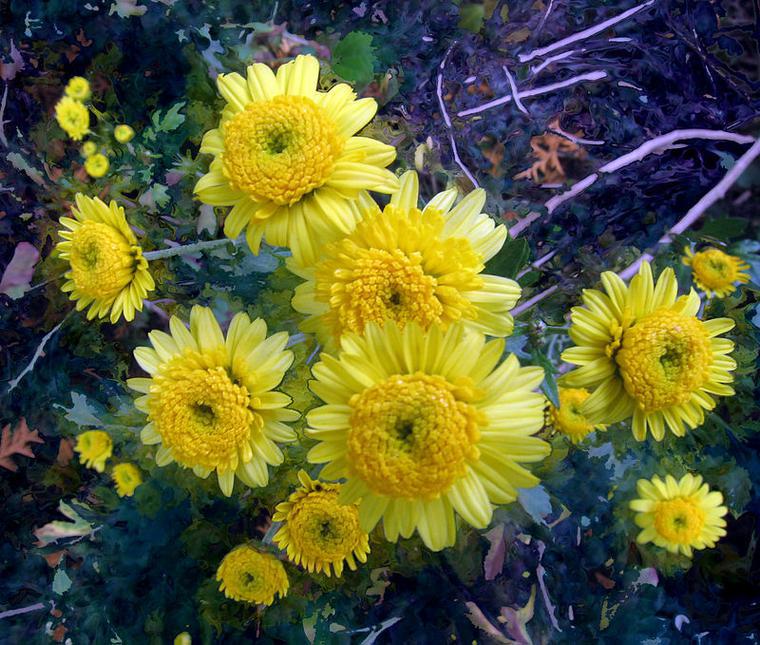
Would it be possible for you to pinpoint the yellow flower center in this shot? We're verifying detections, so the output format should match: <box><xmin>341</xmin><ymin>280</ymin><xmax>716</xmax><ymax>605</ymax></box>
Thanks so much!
<box><xmin>217</xmin><ymin>546</ymin><xmax>288</xmax><ymax>605</ymax></box>
<box><xmin>691</xmin><ymin>249</ymin><xmax>740</xmax><ymax>291</ymax></box>
<box><xmin>347</xmin><ymin>372</ymin><xmax>482</xmax><ymax>500</ymax></box>
<box><xmin>653</xmin><ymin>497</ymin><xmax>706</xmax><ymax>544</ymax></box>
<box><xmin>285</xmin><ymin>485</ymin><xmax>363</xmax><ymax>563</ymax></box>
<box><xmin>616</xmin><ymin>309</ymin><xmax>712</xmax><ymax>413</ymax></box>
<box><xmin>148</xmin><ymin>358</ymin><xmax>260</xmax><ymax>471</ymax></box>
<box><xmin>69</xmin><ymin>221</ymin><xmax>139</xmax><ymax>300</ymax></box>
<box><xmin>221</xmin><ymin>95</ymin><xmax>342</xmax><ymax>206</ymax></box>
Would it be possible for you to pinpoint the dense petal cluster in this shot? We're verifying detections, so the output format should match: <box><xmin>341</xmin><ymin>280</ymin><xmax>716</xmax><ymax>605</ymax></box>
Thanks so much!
<box><xmin>273</xmin><ymin>470</ymin><xmax>370</xmax><ymax>577</ymax></box>
<box><xmin>630</xmin><ymin>474</ymin><xmax>728</xmax><ymax>557</ymax></box>
<box><xmin>128</xmin><ymin>306</ymin><xmax>299</xmax><ymax>496</ymax></box>
<box><xmin>290</xmin><ymin>171</ymin><xmax>520</xmax><ymax>348</ymax></box>
<box><xmin>306</xmin><ymin>321</ymin><xmax>549</xmax><ymax>551</ymax></box>
<box><xmin>65</xmin><ymin>76</ymin><xmax>91</xmax><ymax>101</ymax></box>
<box><xmin>548</xmin><ymin>387</ymin><xmax>605</xmax><ymax>443</ymax></box>
<box><xmin>195</xmin><ymin>54</ymin><xmax>399</xmax><ymax>264</ymax></box>
<box><xmin>683</xmin><ymin>247</ymin><xmax>750</xmax><ymax>298</ymax></box>
<box><xmin>112</xmin><ymin>463</ymin><xmax>143</xmax><ymax>497</ymax></box>
<box><xmin>216</xmin><ymin>545</ymin><xmax>289</xmax><ymax>605</ymax></box>
<box><xmin>56</xmin><ymin>194</ymin><xmax>154</xmax><ymax>323</ymax></box>
<box><xmin>55</xmin><ymin>96</ymin><xmax>90</xmax><ymax>141</ymax></box>
<box><xmin>75</xmin><ymin>430</ymin><xmax>113</xmax><ymax>473</ymax></box>
<box><xmin>561</xmin><ymin>261</ymin><xmax>736</xmax><ymax>440</ymax></box>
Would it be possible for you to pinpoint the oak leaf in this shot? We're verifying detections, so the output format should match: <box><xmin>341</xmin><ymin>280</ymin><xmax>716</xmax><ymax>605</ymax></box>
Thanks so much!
<box><xmin>0</xmin><ymin>417</ymin><xmax>44</xmax><ymax>472</ymax></box>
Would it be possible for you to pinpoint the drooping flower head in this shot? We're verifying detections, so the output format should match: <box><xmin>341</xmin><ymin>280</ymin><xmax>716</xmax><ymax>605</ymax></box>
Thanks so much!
<box><xmin>56</xmin><ymin>194</ymin><xmax>154</xmax><ymax>323</ymax></box>
<box><xmin>290</xmin><ymin>171</ymin><xmax>520</xmax><ymax>349</ymax></box>
<box><xmin>55</xmin><ymin>96</ymin><xmax>90</xmax><ymax>141</ymax></box>
<box><xmin>128</xmin><ymin>306</ymin><xmax>299</xmax><ymax>496</ymax></box>
<box><xmin>65</xmin><ymin>76</ymin><xmax>91</xmax><ymax>101</ymax></box>
<box><xmin>306</xmin><ymin>321</ymin><xmax>549</xmax><ymax>551</ymax></box>
<box><xmin>683</xmin><ymin>246</ymin><xmax>750</xmax><ymax>299</ymax></box>
<box><xmin>75</xmin><ymin>430</ymin><xmax>112</xmax><ymax>472</ymax></box>
<box><xmin>629</xmin><ymin>473</ymin><xmax>728</xmax><ymax>558</ymax></box>
<box><xmin>84</xmin><ymin>153</ymin><xmax>109</xmax><ymax>178</ymax></box>
<box><xmin>112</xmin><ymin>462</ymin><xmax>143</xmax><ymax>497</ymax></box>
<box><xmin>547</xmin><ymin>387</ymin><xmax>605</xmax><ymax>443</ymax></box>
<box><xmin>216</xmin><ymin>544</ymin><xmax>289</xmax><ymax>605</ymax></box>
<box><xmin>561</xmin><ymin>261</ymin><xmax>736</xmax><ymax>441</ymax></box>
<box><xmin>194</xmin><ymin>54</ymin><xmax>399</xmax><ymax>265</ymax></box>
<box><xmin>273</xmin><ymin>470</ymin><xmax>370</xmax><ymax>577</ymax></box>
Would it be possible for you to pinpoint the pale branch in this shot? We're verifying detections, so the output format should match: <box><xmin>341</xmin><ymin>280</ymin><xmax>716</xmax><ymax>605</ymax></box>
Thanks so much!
<box><xmin>516</xmin><ymin>249</ymin><xmax>558</xmax><ymax>279</ymax></box>
<box><xmin>502</xmin><ymin>65</ymin><xmax>528</xmax><ymax>115</ymax></box>
<box><xmin>512</xmin><ymin>285</ymin><xmax>559</xmax><ymax>317</ymax></box>
<box><xmin>536</xmin><ymin>0</ymin><xmax>556</xmax><ymax>36</ymax></box>
<box><xmin>0</xmin><ymin>602</ymin><xmax>48</xmax><ymax>620</ymax></box>
<box><xmin>518</xmin><ymin>0</ymin><xmax>656</xmax><ymax>63</ymax></box>
<box><xmin>142</xmin><ymin>236</ymin><xmax>240</xmax><ymax>261</ymax></box>
<box><xmin>530</xmin><ymin>49</ymin><xmax>579</xmax><ymax>76</ymax></box>
<box><xmin>548</xmin><ymin>127</ymin><xmax>605</xmax><ymax>146</ymax></box>
<box><xmin>457</xmin><ymin>71</ymin><xmax>608</xmax><ymax>118</ymax></box>
<box><xmin>618</xmin><ymin>137</ymin><xmax>760</xmax><ymax>280</ymax></box>
<box><xmin>437</xmin><ymin>43</ymin><xmax>480</xmax><ymax>188</ymax></box>
<box><xmin>5</xmin><ymin>316</ymin><xmax>68</xmax><ymax>394</ymax></box>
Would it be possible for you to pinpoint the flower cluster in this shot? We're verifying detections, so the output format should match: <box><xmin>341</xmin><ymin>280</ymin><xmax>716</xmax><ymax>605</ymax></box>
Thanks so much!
<box><xmin>74</xmin><ymin>430</ymin><xmax>143</xmax><ymax>498</ymax></box>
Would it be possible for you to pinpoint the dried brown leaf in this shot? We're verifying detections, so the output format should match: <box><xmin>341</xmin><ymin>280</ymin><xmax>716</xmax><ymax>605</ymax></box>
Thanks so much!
<box><xmin>0</xmin><ymin>417</ymin><xmax>44</xmax><ymax>472</ymax></box>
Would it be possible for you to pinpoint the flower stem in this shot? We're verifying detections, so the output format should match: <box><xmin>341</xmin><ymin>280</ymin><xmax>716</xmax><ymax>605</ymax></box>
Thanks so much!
<box><xmin>143</xmin><ymin>237</ymin><xmax>240</xmax><ymax>261</ymax></box>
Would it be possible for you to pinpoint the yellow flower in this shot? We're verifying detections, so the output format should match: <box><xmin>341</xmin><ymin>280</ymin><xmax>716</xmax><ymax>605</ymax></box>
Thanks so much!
<box><xmin>683</xmin><ymin>246</ymin><xmax>750</xmax><ymax>298</ymax></box>
<box><xmin>194</xmin><ymin>54</ymin><xmax>399</xmax><ymax>265</ymax></box>
<box><xmin>55</xmin><ymin>97</ymin><xmax>90</xmax><ymax>141</ymax></box>
<box><xmin>273</xmin><ymin>470</ymin><xmax>370</xmax><ymax>577</ymax></box>
<box><xmin>65</xmin><ymin>76</ymin><xmax>91</xmax><ymax>101</ymax></box>
<box><xmin>128</xmin><ymin>306</ymin><xmax>299</xmax><ymax>496</ymax></box>
<box><xmin>561</xmin><ymin>261</ymin><xmax>736</xmax><ymax>441</ymax></box>
<box><xmin>75</xmin><ymin>430</ymin><xmax>113</xmax><ymax>472</ymax></box>
<box><xmin>216</xmin><ymin>545</ymin><xmax>288</xmax><ymax>605</ymax></box>
<box><xmin>84</xmin><ymin>153</ymin><xmax>110</xmax><ymax>178</ymax></box>
<box><xmin>290</xmin><ymin>171</ymin><xmax>520</xmax><ymax>349</ymax></box>
<box><xmin>56</xmin><ymin>194</ymin><xmax>155</xmax><ymax>323</ymax></box>
<box><xmin>112</xmin><ymin>463</ymin><xmax>143</xmax><ymax>497</ymax></box>
<box><xmin>629</xmin><ymin>473</ymin><xmax>728</xmax><ymax>558</ymax></box>
<box><xmin>173</xmin><ymin>633</ymin><xmax>192</xmax><ymax>645</ymax></box>
<box><xmin>548</xmin><ymin>387</ymin><xmax>605</xmax><ymax>443</ymax></box>
<box><xmin>306</xmin><ymin>321</ymin><xmax>549</xmax><ymax>551</ymax></box>
<box><xmin>114</xmin><ymin>124</ymin><xmax>136</xmax><ymax>143</ymax></box>
<box><xmin>81</xmin><ymin>141</ymin><xmax>97</xmax><ymax>158</ymax></box>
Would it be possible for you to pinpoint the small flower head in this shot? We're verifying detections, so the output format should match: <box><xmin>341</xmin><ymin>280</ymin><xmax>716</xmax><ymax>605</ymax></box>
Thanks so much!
<box><xmin>174</xmin><ymin>634</ymin><xmax>192</xmax><ymax>645</ymax></box>
<box><xmin>548</xmin><ymin>387</ymin><xmax>605</xmax><ymax>443</ymax></box>
<box><xmin>112</xmin><ymin>463</ymin><xmax>143</xmax><ymax>497</ymax></box>
<box><xmin>273</xmin><ymin>470</ymin><xmax>370</xmax><ymax>577</ymax></box>
<box><xmin>56</xmin><ymin>194</ymin><xmax>155</xmax><ymax>323</ymax></box>
<box><xmin>55</xmin><ymin>97</ymin><xmax>90</xmax><ymax>141</ymax></box>
<box><xmin>75</xmin><ymin>430</ymin><xmax>113</xmax><ymax>472</ymax></box>
<box><xmin>114</xmin><ymin>124</ymin><xmax>136</xmax><ymax>144</ymax></box>
<box><xmin>84</xmin><ymin>153</ymin><xmax>110</xmax><ymax>178</ymax></box>
<box><xmin>216</xmin><ymin>545</ymin><xmax>289</xmax><ymax>605</ymax></box>
<box><xmin>81</xmin><ymin>141</ymin><xmax>98</xmax><ymax>158</ymax></box>
<box><xmin>630</xmin><ymin>473</ymin><xmax>728</xmax><ymax>558</ymax></box>
<box><xmin>65</xmin><ymin>76</ymin><xmax>91</xmax><ymax>101</ymax></box>
<box><xmin>683</xmin><ymin>246</ymin><xmax>750</xmax><ymax>298</ymax></box>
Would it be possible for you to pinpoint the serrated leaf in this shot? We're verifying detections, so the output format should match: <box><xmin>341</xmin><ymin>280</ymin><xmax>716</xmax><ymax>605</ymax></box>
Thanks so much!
<box><xmin>332</xmin><ymin>32</ymin><xmax>377</xmax><ymax>86</ymax></box>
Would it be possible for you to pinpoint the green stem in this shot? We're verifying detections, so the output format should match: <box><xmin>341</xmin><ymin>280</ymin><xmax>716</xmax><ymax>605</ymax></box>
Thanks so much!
<box><xmin>143</xmin><ymin>237</ymin><xmax>240</xmax><ymax>261</ymax></box>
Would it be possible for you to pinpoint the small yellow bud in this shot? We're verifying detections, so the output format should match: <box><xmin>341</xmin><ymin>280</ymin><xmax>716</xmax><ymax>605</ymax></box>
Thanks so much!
<box><xmin>81</xmin><ymin>141</ymin><xmax>97</xmax><ymax>158</ymax></box>
<box><xmin>85</xmin><ymin>153</ymin><xmax>110</xmax><ymax>178</ymax></box>
<box><xmin>114</xmin><ymin>124</ymin><xmax>135</xmax><ymax>144</ymax></box>
<box><xmin>174</xmin><ymin>632</ymin><xmax>192</xmax><ymax>645</ymax></box>
<box><xmin>65</xmin><ymin>76</ymin><xmax>91</xmax><ymax>101</ymax></box>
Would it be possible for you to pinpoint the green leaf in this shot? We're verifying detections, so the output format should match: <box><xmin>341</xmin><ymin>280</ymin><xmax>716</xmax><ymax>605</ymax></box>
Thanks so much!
<box><xmin>458</xmin><ymin>3</ymin><xmax>485</xmax><ymax>33</ymax></box>
<box><xmin>485</xmin><ymin>237</ymin><xmax>530</xmax><ymax>279</ymax></box>
<box><xmin>53</xmin><ymin>568</ymin><xmax>72</xmax><ymax>595</ymax></box>
<box><xmin>332</xmin><ymin>31</ymin><xmax>377</xmax><ymax>86</ymax></box>
<box><xmin>530</xmin><ymin>350</ymin><xmax>557</xmax><ymax>406</ymax></box>
<box><xmin>153</xmin><ymin>102</ymin><xmax>186</xmax><ymax>133</ymax></box>
<box><xmin>699</xmin><ymin>217</ymin><xmax>747</xmax><ymax>240</ymax></box>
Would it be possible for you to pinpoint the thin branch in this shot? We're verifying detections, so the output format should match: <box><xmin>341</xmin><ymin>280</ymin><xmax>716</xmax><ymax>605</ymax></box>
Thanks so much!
<box><xmin>512</xmin><ymin>285</ymin><xmax>558</xmax><ymax>317</ymax></box>
<box><xmin>0</xmin><ymin>83</ymin><xmax>9</xmax><ymax>148</ymax></box>
<box><xmin>618</xmin><ymin>137</ymin><xmax>760</xmax><ymax>280</ymax></box>
<box><xmin>143</xmin><ymin>236</ymin><xmax>241</xmax><ymax>261</ymax></box>
<box><xmin>548</xmin><ymin>127</ymin><xmax>605</xmax><ymax>146</ymax></box>
<box><xmin>518</xmin><ymin>0</ymin><xmax>657</xmax><ymax>63</ymax></box>
<box><xmin>458</xmin><ymin>71</ymin><xmax>608</xmax><ymax>118</ymax></box>
<box><xmin>5</xmin><ymin>315</ymin><xmax>69</xmax><ymax>394</ymax></box>
<box><xmin>502</xmin><ymin>65</ymin><xmax>528</xmax><ymax>115</ymax></box>
<box><xmin>0</xmin><ymin>602</ymin><xmax>47</xmax><ymax>620</ymax></box>
<box><xmin>530</xmin><ymin>49</ymin><xmax>580</xmax><ymax>76</ymax></box>
<box><xmin>535</xmin><ymin>0</ymin><xmax>556</xmax><ymax>36</ymax></box>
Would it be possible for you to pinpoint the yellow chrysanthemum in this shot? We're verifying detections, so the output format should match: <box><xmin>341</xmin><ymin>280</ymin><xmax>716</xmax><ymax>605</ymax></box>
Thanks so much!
<box><xmin>174</xmin><ymin>633</ymin><xmax>192</xmax><ymax>645</ymax></box>
<box><xmin>84</xmin><ymin>153</ymin><xmax>109</xmax><ymax>178</ymax></box>
<box><xmin>561</xmin><ymin>261</ymin><xmax>736</xmax><ymax>441</ymax></box>
<box><xmin>81</xmin><ymin>141</ymin><xmax>97</xmax><ymax>158</ymax></box>
<box><xmin>290</xmin><ymin>171</ymin><xmax>520</xmax><ymax>349</ymax></box>
<box><xmin>273</xmin><ymin>470</ymin><xmax>370</xmax><ymax>577</ymax></box>
<box><xmin>683</xmin><ymin>247</ymin><xmax>750</xmax><ymax>298</ymax></box>
<box><xmin>56</xmin><ymin>194</ymin><xmax>155</xmax><ymax>323</ymax></box>
<box><xmin>65</xmin><ymin>76</ymin><xmax>91</xmax><ymax>101</ymax></box>
<box><xmin>194</xmin><ymin>54</ymin><xmax>399</xmax><ymax>265</ymax></box>
<box><xmin>306</xmin><ymin>321</ymin><xmax>549</xmax><ymax>551</ymax></box>
<box><xmin>114</xmin><ymin>124</ymin><xmax>136</xmax><ymax>143</ymax></box>
<box><xmin>128</xmin><ymin>306</ymin><xmax>299</xmax><ymax>496</ymax></box>
<box><xmin>629</xmin><ymin>473</ymin><xmax>728</xmax><ymax>558</ymax></box>
<box><xmin>216</xmin><ymin>544</ymin><xmax>289</xmax><ymax>605</ymax></box>
<box><xmin>75</xmin><ymin>430</ymin><xmax>113</xmax><ymax>473</ymax></box>
<box><xmin>548</xmin><ymin>387</ymin><xmax>605</xmax><ymax>443</ymax></box>
<box><xmin>112</xmin><ymin>463</ymin><xmax>143</xmax><ymax>497</ymax></box>
<box><xmin>55</xmin><ymin>96</ymin><xmax>90</xmax><ymax>141</ymax></box>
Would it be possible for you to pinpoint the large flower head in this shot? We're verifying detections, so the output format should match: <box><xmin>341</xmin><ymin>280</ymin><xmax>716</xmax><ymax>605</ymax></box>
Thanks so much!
<box><xmin>273</xmin><ymin>470</ymin><xmax>370</xmax><ymax>577</ymax></box>
<box><xmin>216</xmin><ymin>544</ymin><xmax>289</xmax><ymax>605</ymax></box>
<box><xmin>128</xmin><ymin>306</ymin><xmax>299</xmax><ymax>496</ymax></box>
<box><xmin>683</xmin><ymin>246</ymin><xmax>750</xmax><ymax>298</ymax></box>
<box><xmin>194</xmin><ymin>54</ymin><xmax>399</xmax><ymax>265</ymax></box>
<box><xmin>561</xmin><ymin>261</ymin><xmax>736</xmax><ymax>441</ymax></box>
<box><xmin>55</xmin><ymin>96</ymin><xmax>90</xmax><ymax>140</ymax></box>
<box><xmin>75</xmin><ymin>430</ymin><xmax>112</xmax><ymax>473</ymax></box>
<box><xmin>629</xmin><ymin>473</ymin><xmax>728</xmax><ymax>558</ymax></box>
<box><xmin>306</xmin><ymin>321</ymin><xmax>549</xmax><ymax>551</ymax></box>
<box><xmin>56</xmin><ymin>194</ymin><xmax>155</xmax><ymax>323</ymax></box>
<box><xmin>290</xmin><ymin>171</ymin><xmax>519</xmax><ymax>349</ymax></box>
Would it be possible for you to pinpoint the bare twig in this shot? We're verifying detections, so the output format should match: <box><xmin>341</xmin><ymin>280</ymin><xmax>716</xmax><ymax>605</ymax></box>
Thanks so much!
<box><xmin>5</xmin><ymin>315</ymin><xmax>69</xmax><ymax>394</ymax></box>
<box><xmin>0</xmin><ymin>602</ymin><xmax>48</xmax><ymax>620</ymax></box>
<box><xmin>143</xmin><ymin>236</ymin><xmax>240</xmax><ymax>261</ymax></box>
<box><xmin>530</xmin><ymin>49</ymin><xmax>580</xmax><ymax>75</ymax></box>
<box><xmin>0</xmin><ymin>84</ymin><xmax>9</xmax><ymax>148</ymax></box>
<box><xmin>502</xmin><ymin>65</ymin><xmax>528</xmax><ymax>115</ymax></box>
<box><xmin>536</xmin><ymin>0</ymin><xmax>556</xmax><ymax>36</ymax></box>
<box><xmin>512</xmin><ymin>285</ymin><xmax>559</xmax><ymax>317</ymax></box>
<box><xmin>518</xmin><ymin>0</ymin><xmax>657</xmax><ymax>63</ymax></box>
